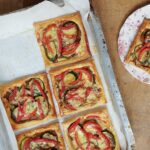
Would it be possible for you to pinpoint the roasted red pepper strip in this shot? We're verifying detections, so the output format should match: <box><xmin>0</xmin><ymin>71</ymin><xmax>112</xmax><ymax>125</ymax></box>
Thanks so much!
<box><xmin>80</xmin><ymin>67</ymin><xmax>93</xmax><ymax>82</ymax></box>
<box><xmin>68</xmin><ymin>118</ymin><xmax>81</xmax><ymax>133</ymax></box>
<box><xmin>100</xmin><ymin>132</ymin><xmax>111</xmax><ymax>150</ymax></box>
<box><xmin>21</xmin><ymin>85</ymin><xmax>26</xmax><ymax>97</ymax></box>
<box><xmin>17</xmin><ymin>103</ymin><xmax>24</xmax><ymax>122</ymax></box>
<box><xmin>55</xmin><ymin>73</ymin><xmax>64</xmax><ymax>81</ymax></box>
<box><xmin>9</xmin><ymin>87</ymin><xmax>17</xmax><ymax>101</ymax></box>
<box><xmin>85</xmin><ymin>115</ymin><xmax>100</xmax><ymax>120</ymax></box>
<box><xmin>75</xmin><ymin>128</ymin><xmax>90</xmax><ymax>150</ymax></box>
<box><xmin>32</xmin><ymin>79</ymin><xmax>46</xmax><ymax>98</ymax></box>
<box><xmin>86</xmin><ymin>132</ymin><xmax>99</xmax><ymax>140</ymax></box>
<box><xmin>17</xmin><ymin>102</ymin><xmax>37</xmax><ymax>122</ymax></box>
<box><xmin>62</xmin><ymin>42</ymin><xmax>79</xmax><ymax>56</ymax></box>
<box><xmin>85</xmin><ymin>87</ymin><xmax>93</xmax><ymax>97</ymax></box>
<box><xmin>66</xmin><ymin>94</ymin><xmax>84</xmax><ymax>104</ymax></box>
<box><xmin>65</xmin><ymin>102</ymin><xmax>76</xmax><ymax>111</ymax></box>
<box><xmin>84</xmin><ymin>121</ymin><xmax>111</xmax><ymax>150</ymax></box>
<box><xmin>57</xmin><ymin>28</ymin><xmax>62</xmax><ymax>55</ymax></box>
<box><xmin>73</xmin><ymin>67</ymin><xmax>93</xmax><ymax>84</ymax></box>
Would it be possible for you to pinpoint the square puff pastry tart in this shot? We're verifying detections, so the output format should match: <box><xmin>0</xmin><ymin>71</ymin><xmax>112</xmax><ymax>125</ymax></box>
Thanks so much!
<box><xmin>34</xmin><ymin>11</ymin><xmax>91</xmax><ymax>68</ymax></box>
<box><xmin>125</xmin><ymin>18</ymin><xmax>150</xmax><ymax>73</ymax></box>
<box><xmin>0</xmin><ymin>73</ymin><xmax>56</xmax><ymax>130</ymax></box>
<box><xmin>49</xmin><ymin>59</ymin><xmax>106</xmax><ymax>116</ymax></box>
<box><xmin>63</xmin><ymin>109</ymin><xmax>120</xmax><ymax>150</ymax></box>
<box><xmin>16</xmin><ymin>123</ymin><xmax>65</xmax><ymax>150</ymax></box>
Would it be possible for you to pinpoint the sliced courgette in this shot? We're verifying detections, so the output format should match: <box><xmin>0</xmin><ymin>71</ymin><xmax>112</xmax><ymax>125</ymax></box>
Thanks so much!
<box><xmin>57</xmin><ymin>56</ymin><xmax>68</xmax><ymax>62</ymax></box>
<box><xmin>20</xmin><ymin>137</ymin><xmax>30</xmax><ymax>150</ymax></box>
<box><xmin>102</xmin><ymin>129</ymin><xmax>116</xmax><ymax>149</ymax></box>
<box><xmin>44</xmin><ymin>41</ymin><xmax>58</xmax><ymax>62</ymax></box>
<box><xmin>42</xmin><ymin>132</ymin><xmax>57</xmax><ymax>141</ymax></box>
<box><xmin>26</xmin><ymin>78</ymin><xmax>45</xmax><ymax>97</ymax></box>
<box><xmin>35</xmin><ymin>96</ymin><xmax>49</xmax><ymax>116</ymax></box>
<box><xmin>64</xmin><ymin>71</ymin><xmax>78</xmax><ymax>85</ymax></box>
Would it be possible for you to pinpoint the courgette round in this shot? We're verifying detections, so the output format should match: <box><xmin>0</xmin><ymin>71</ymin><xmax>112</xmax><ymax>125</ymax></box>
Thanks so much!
<box><xmin>20</xmin><ymin>137</ymin><xmax>30</xmax><ymax>150</ymax></box>
<box><xmin>102</xmin><ymin>129</ymin><xmax>116</xmax><ymax>149</ymax></box>
<box><xmin>64</xmin><ymin>71</ymin><xmax>78</xmax><ymax>85</ymax></box>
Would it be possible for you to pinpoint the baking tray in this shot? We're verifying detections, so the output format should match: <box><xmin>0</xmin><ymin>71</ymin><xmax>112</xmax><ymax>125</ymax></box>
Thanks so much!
<box><xmin>0</xmin><ymin>0</ymin><xmax>135</xmax><ymax>149</ymax></box>
<box><xmin>89</xmin><ymin>9</ymin><xmax>135</xmax><ymax>150</ymax></box>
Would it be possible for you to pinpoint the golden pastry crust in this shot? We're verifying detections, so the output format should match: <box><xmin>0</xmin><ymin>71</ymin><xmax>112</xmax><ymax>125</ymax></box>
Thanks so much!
<box><xmin>63</xmin><ymin>109</ymin><xmax>120</xmax><ymax>150</ymax></box>
<box><xmin>49</xmin><ymin>59</ymin><xmax>106</xmax><ymax>116</ymax></box>
<box><xmin>34</xmin><ymin>11</ymin><xmax>91</xmax><ymax>68</ymax></box>
<box><xmin>0</xmin><ymin>72</ymin><xmax>56</xmax><ymax>130</ymax></box>
<box><xmin>17</xmin><ymin>123</ymin><xmax>65</xmax><ymax>150</ymax></box>
<box><xmin>125</xmin><ymin>18</ymin><xmax>150</xmax><ymax>73</ymax></box>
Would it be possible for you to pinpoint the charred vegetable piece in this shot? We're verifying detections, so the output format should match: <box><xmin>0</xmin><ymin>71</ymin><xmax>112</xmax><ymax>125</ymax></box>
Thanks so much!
<box><xmin>20</xmin><ymin>137</ymin><xmax>31</xmax><ymax>150</ymax></box>
<box><xmin>63</xmin><ymin>71</ymin><xmax>78</xmax><ymax>85</ymax></box>
<box><xmin>102</xmin><ymin>129</ymin><xmax>116</xmax><ymax>149</ymax></box>
<box><xmin>64</xmin><ymin>87</ymin><xmax>85</xmax><ymax>110</ymax></box>
<box><xmin>27</xmin><ymin>78</ymin><xmax>46</xmax><ymax>98</ymax></box>
<box><xmin>20</xmin><ymin>131</ymin><xmax>59</xmax><ymax>150</ymax></box>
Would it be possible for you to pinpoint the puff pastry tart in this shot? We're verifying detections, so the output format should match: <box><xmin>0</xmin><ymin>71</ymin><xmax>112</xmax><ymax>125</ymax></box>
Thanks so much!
<box><xmin>125</xmin><ymin>18</ymin><xmax>150</xmax><ymax>73</ymax></box>
<box><xmin>17</xmin><ymin>123</ymin><xmax>65</xmax><ymax>150</ymax></box>
<box><xmin>63</xmin><ymin>109</ymin><xmax>120</xmax><ymax>150</ymax></box>
<box><xmin>0</xmin><ymin>73</ymin><xmax>56</xmax><ymax>130</ymax></box>
<box><xmin>34</xmin><ymin>12</ymin><xmax>90</xmax><ymax>68</ymax></box>
<box><xmin>50</xmin><ymin>60</ymin><xmax>106</xmax><ymax>116</ymax></box>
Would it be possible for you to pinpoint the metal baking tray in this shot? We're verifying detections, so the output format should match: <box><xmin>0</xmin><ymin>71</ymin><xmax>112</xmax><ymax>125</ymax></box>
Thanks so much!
<box><xmin>0</xmin><ymin>0</ymin><xmax>135</xmax><ymax>149</ymax></box>
<box><xmin>88</xmin><ymin>9</ymin><xmax>135</xmax><ymax>150</ymax></box>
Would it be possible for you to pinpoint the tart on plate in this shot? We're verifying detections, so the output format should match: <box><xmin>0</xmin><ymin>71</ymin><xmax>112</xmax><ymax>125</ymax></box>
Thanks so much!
<box><xmin>49</xmin><ymin>60</ymin><xmax>106</xmax><ymax>116</ymax></box>
<box><xmin>63</xmin><ymin>109</ymin><xmax>120</xmax><ymax>150</ymax></box>
<box><xmin>125</xmin><ymin>18</ymin><xmax>150</xmax><ymax>73</ymax></box>
<box><xmin>0</xmin><ymin>73</ymin><xmax>56</xmax><ymax>130</ymax></box>
<box><xmin>17</xmin><ymin>123</ymin><xmax>65</xmax><ymax>150</ymax></box>
<box><xmin>34</xmin><ymin>12</ymin><xmax>90</xmax><ymax>68</ymax></box>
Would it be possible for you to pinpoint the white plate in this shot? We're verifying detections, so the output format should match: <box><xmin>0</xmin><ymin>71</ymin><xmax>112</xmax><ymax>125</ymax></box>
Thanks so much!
<box><xmin>118</xmin><ymin>4</ymin><xmax>150</xmax><ymax>84</ymax></box>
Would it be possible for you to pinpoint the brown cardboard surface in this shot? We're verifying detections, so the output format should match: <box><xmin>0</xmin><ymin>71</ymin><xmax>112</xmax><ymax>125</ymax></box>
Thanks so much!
<box><xmin>92</xmin><ymin>0</ymin><xmax>150</xmax><ymax>149</ymax></box>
